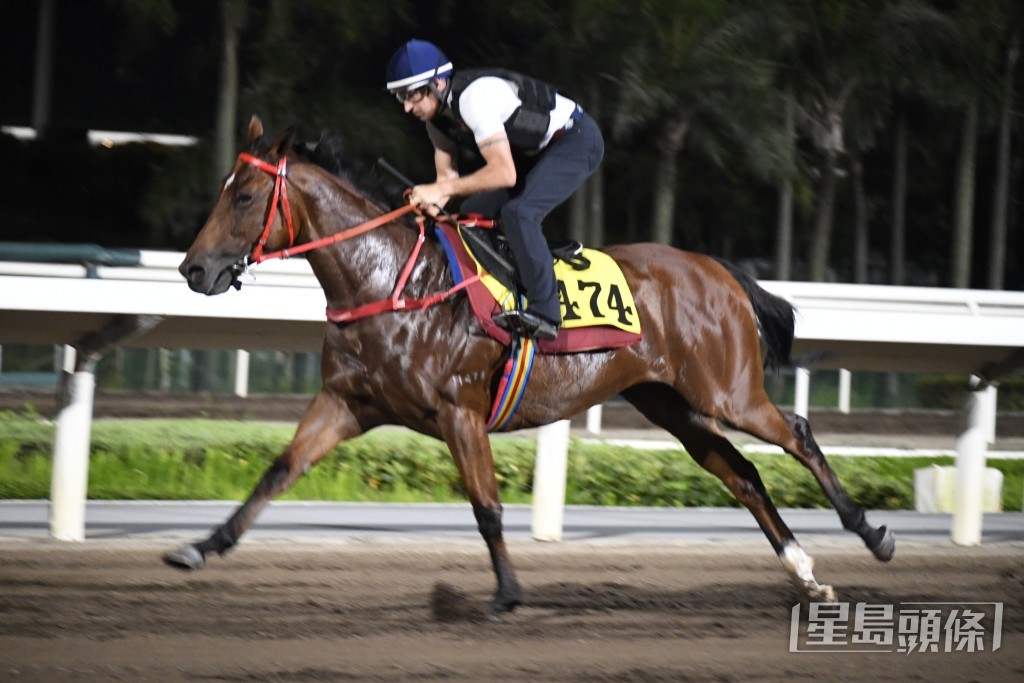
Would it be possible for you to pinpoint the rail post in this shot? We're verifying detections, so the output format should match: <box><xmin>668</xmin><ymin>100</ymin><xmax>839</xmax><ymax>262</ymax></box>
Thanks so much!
<box><xmin>794</xmin><ymin>367</ymin><xmax>810</xmax><ymax>418</ymax></box>
<box><xmin>585</xmin><ymin>404</ymin><xmax>602</xmax><ymax>434</ymax></box>
<box><xmin>49</xmin><ymin>347</ymin><xmax>95</xmax><ymax>541</ymax></box>
<box><xmin>234</xmin><ymin>350</ymin><xmax>250</xmax><ymax>398</ymax></box>
<box><xmin>952</xmin><ymin>378</ymin><xmax>995</xmax><ymax>546</ymax></box>
<box><xmin>531</xmin><ymin>419</ymin><xmax>571</xmax><ymax>542</ymax></box>
<box><xmin>838</xmin><ymin>369</ymin><xmax>851</xmax><ymax>413</ymax></box>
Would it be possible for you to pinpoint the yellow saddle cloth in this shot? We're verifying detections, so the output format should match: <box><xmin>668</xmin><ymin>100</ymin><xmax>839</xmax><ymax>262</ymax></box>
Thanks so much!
<box><xmin>435</xmin><ymin>223</ymin><xmax>642</xmax><ymax>353</ymax></box>
<box><xmin>471</xmin><ymin>238</ymin><xmax>642</xmax><ymax>335</ymax></box>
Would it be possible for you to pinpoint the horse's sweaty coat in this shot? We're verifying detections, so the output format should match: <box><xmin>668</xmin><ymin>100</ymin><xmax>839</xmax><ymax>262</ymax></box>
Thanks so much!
<box><xmin>165</xmin><ymin>116</ymin><xmax>895</xmax><ymax>614</ymax></box>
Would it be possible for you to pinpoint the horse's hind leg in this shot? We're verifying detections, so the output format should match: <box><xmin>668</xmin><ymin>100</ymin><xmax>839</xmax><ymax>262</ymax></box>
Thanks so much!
<box><xmin>163</xmin><ymin>390</ymin><xmax>360</xmax><ymax>569</ymax></box>
<box><xmin>727</xmin><ymin>394</ymin><xmax>895</xmax><ymax>563</ymax></box>
<box><xmin>622</xmin><ymin>385</ymin><xmax>837</xmax><ymax>601</ymax></box>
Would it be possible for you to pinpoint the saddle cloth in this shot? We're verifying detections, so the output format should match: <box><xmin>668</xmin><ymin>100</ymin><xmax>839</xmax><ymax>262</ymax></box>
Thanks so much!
<box><xmin>434</xmin><ymin>223</ymin><xmax>643</xmax><ymax>353</ymax></box>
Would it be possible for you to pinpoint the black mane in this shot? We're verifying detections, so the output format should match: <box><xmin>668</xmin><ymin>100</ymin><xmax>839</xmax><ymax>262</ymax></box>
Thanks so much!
<box><xmin>249</xmin><ymin>129</ymin><xmax>407</xmax><ymax>210</ymax></box>
<box><xmin>305</xmin><ymin>134</ymin><xmax>407</xmax><ymax>209</ymax></box>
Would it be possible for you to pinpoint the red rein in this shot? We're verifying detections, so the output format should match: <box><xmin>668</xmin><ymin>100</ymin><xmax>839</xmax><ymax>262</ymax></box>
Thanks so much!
<box><xmin>237</xmin><ymin>152</ymin><xmax>479</xmax><ymax>323</ymax></box>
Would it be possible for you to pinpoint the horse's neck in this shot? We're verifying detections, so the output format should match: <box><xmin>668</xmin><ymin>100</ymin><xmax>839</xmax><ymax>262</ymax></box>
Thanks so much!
<box><xmin>305</xmin><ymin>226</ymin><xmax>415</xmax><ymax>304</ymax></box>
<box><xmin>300</xmin><ymin>184</ymin><xmax>446</xmax><ymax>311</ymax></box>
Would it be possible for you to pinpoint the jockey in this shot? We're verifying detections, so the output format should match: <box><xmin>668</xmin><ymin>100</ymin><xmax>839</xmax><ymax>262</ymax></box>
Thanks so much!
<box><xmin>386</xmin><ymin>39</ymin><xmax>605</xmax><ymax>341</ymax></box>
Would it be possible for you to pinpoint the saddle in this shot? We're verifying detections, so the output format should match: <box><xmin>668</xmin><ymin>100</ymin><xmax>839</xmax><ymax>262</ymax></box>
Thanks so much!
<box><xmin>457</xmin><ymin>217</ymin><xmax>590</xmax><ymax>298</ymax></box>
<box><xmin>434</xmin><ymin>216</ymin><xmax>643</xmax><ymax>354</ymax></box>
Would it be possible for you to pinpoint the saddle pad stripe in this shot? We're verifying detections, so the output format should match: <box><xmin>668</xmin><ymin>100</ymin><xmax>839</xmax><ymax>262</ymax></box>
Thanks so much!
<box><xmin>434</xmin><ymin>227</ymin><xmax>466</xmax><ymax>285</ymax></box>
<box><xmin>486</xmin><ymin>335</ymin><xmax>536</xmax><ymax>432</ymax></box>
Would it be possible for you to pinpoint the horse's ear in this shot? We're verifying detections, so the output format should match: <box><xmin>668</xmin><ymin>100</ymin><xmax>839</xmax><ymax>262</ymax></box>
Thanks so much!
<box><xmin>270</xmin><ymin>126</ymin><xmax>296</xmax><ymax>157</ymax></box>
<box><xmin>247</xmin><ymin>116</ymin><xmax>264</xmax><ymax>145</ymax></box>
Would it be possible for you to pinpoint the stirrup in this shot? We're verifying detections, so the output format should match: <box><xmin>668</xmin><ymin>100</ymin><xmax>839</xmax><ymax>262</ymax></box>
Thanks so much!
<box><xmin>492</xmin><ymin>309</ymin><xmax>559</xmax><ymax>341</ymax></box>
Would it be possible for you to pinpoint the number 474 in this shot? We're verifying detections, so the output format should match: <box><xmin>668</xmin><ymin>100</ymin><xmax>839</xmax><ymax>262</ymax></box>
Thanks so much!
<box><xmin>558</xmin><ymin>280</ymin><xmax>635</xmax><ymax>326</ymax></box>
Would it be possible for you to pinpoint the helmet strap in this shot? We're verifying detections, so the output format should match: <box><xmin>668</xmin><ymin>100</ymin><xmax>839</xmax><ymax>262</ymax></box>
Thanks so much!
<box><xmin>430</xmin><ymin>78</ymin><xmax>452</xmax><ymax>113</ymax></box>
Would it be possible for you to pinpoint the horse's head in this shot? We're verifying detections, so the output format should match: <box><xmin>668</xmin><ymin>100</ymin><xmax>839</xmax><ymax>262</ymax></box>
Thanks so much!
<box><xmin>179</xmin><ymin>116</ymin><xmax>298</xmax><ymax>295</ymax></box>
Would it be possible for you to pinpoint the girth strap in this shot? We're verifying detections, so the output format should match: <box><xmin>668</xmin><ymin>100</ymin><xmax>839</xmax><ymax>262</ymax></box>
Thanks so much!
<box><xmin>486</xmin><ymin>332</ymin><xmax>536</xmax><ymax>431</ymax></box>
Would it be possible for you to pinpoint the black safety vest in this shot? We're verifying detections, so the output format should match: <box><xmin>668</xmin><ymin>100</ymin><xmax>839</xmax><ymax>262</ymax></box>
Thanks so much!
<box><xmin>437</xmin><ymin>68</ymin><xmax>559</xmax><ymax>152</ymax></box>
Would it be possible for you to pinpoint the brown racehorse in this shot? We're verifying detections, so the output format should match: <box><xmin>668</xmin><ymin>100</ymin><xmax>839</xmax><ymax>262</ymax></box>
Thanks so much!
<box><xmin>165</xmin><ymin>116</ymin><xmax>894</xmax><ymax>612</ymax></box>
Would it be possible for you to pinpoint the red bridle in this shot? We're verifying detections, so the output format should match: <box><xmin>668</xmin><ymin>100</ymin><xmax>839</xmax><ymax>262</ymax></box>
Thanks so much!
<box><xmin>238</xmin><ymin>152</ymin><xmax>419</xmax><ymax>264</ymax></box>
<box><xmin>237</xmin><ymin>153</ymin><xmax>296</xmax><ymax>263</ymax></box>
<box><xmin>235</xmin><ymin>152</ymin><xmax>479</xmax><ymax>323</ymax></box>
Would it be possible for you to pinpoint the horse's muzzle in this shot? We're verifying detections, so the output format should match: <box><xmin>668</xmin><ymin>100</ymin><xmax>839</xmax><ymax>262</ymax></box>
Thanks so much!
<box><xmin>179</xmin><ymin>257</ymin><xmax>243</xmax><ymax>295</ymax></box>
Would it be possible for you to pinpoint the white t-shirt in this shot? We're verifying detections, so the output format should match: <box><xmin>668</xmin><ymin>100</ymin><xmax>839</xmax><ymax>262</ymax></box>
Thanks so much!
<box><xmin>427</xmin><ymin>76</ymin><xmax>577</xmax><ymax>153</ymax></box>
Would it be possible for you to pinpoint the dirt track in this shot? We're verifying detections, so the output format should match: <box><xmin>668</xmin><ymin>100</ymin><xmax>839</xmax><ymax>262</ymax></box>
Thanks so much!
<box><xmin>1</xmin><ymin>391</ymin><xmax>1022</xmax><ymax>680</ymax></box>
<box><xmin>1</xmin><ymin>537</ymin><xmax>1021</xmax><ymax>682</ymax></box>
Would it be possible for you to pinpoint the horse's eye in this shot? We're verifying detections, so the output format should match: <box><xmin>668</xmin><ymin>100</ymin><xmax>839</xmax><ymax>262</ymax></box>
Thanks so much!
<box><xmin>237</xmin><ymin>192</ymin><xmax>254</xmax><ymax>206</ymax></box>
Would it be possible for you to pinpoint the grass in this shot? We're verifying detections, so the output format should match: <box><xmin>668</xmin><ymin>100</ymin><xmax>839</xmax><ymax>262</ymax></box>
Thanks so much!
<box><xmin>0</xmin><ymin>411</ymin><xmax>1021</xmax><ymax>511</ymax></box>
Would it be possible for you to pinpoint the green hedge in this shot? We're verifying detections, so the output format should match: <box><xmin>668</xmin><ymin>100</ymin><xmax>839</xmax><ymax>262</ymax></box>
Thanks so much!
<box><xmin>1</xmin><ymin>411</ymin><xmax>1021</xmax><ymax>510</ymax></box>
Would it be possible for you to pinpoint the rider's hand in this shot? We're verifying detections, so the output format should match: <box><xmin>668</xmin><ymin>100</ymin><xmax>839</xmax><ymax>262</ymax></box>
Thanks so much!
<box><xmin>409</xmin><ymin>183</ymin><xmax>450</xmax><ymax>217</ymax></box>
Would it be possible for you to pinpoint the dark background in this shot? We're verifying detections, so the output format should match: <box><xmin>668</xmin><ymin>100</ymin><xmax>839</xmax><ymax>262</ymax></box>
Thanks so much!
<box><xmin>0</xmin><ymin>0</ymin><xmax>1020</xmax><ymax>289</ymax></box>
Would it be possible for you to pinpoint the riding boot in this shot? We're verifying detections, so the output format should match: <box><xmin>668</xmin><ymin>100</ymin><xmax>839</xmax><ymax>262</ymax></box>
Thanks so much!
<box><xmin>493</xmin><ymin>308</ymin><xmax>559</xmax><ymax>340</ymax></box>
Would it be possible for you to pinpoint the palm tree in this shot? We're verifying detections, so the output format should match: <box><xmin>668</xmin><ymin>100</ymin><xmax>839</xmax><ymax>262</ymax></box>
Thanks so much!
<box><xmin>214</xmin><ymin>0</ymin><xmax>244</xmax><ymax>184</ymax></box>
<box><xmin>774</xmin><ymin>87</ymin><xmax>798</xmax><ymax>280</ymax></box>
<box><xmin>609</xmin><ymin>0</ymin><xmax>780</xmax><ymax>246</ymax></box>
<box><xmin>779</xmin><ymin>1</ymin><xmax>904</xmax><ymax>282</ymax></box>
<box><xmin>481</xmin><ymin>0</ymin><xmax>622</xmax><ymax>246</ymax></box>
<box><xmin>847</xmin><ymin>1</ymin><xmax>958</xmax><ymax>284</ymax></box>
<box><xmin>987</xmin><ymin>34</ymin><xmax>1019</xmax><ymax>290</ymax></box>
<box><xmin>939</xmin><ymin>0</ymin><xmax>1014</xmax><ymax>289</ymax></box>
<box><xmin>762</xmin><ymin>0</ymin><xmax>968</xmax><ymax>284</ymax></box>
<box><xmin>875</xmin><ymin>2</ymin><xmax>960</xmax><ymax>285</ymax></box>
<box><xmin>30</xmin><ymin>0</ymin><xmax>55</xmax><ymax>136</ymax></box>
<box><xmin>241</xmin><ymin>0</ymin><xmax>414</xmax><ymax>158</ymax></box>
<box><xmin>951</xmin><ymin>95</ymin><xmax>979</xmax><ymax>288</ymax></box>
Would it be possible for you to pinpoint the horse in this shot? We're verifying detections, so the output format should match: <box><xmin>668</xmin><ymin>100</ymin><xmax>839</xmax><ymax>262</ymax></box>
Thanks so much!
<box><xmin>165</xmin><ymin>115</ymin><xmax>894</xmax><ymax>613</ymax></box>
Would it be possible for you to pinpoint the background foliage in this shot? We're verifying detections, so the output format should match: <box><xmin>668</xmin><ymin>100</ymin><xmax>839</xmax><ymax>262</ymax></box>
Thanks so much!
<box><xmin>1</xmin><ymin>0</ymin><xmax>1021</xmax><ymax>289</ymax></box>
<box><xmin>1</xmin><ymin>412</ymin><xmax>1020</xmax><ymax>510</ymax></box>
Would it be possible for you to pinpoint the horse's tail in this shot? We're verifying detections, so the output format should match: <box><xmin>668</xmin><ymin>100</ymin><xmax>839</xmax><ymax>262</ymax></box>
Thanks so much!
<box><xmin>715</xmin><ymin>258</ymin><xmax>795</xmax><ymax>370</ymax></box>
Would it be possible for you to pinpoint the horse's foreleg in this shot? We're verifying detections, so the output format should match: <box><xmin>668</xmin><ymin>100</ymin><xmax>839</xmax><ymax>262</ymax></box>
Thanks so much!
<box><xmin>163</xmin><ymin>391</ymin><xmax>360</xmax><ymax>570</ymax></box>
<box><xmin>440</xmin><ymin>408</ymin><xmax>522</xmax><ymax>615</ymax></box>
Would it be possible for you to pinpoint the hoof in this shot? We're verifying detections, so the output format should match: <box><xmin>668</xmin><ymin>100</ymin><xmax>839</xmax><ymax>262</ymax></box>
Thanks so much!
<box><xmin>806</xmin><ymin>583</ymin><xmax>837</xmax><ymax>603</ymax></box>
<box><xmin>794</xmin><ymin>579</ymin><xmax>837</xmax><ymax>603</ymax></box>
<box><xmin>488</xmin><ymin>591</ymin><xmax>522</xmax><ymax>618</ymax></box>
<box><xmin>868</xmin><ymin>526</ymin><xmax>896</xmax><ymax>562</ymax></box>
<box><xmin>485</xmin><ymin>602</ymin><xmax>519</xmax><ymax>621</ymax></box>
<box><xmin>163</xmin><ymin>543</ymin><xmax>206</xmax><ymax>570</ymax></box>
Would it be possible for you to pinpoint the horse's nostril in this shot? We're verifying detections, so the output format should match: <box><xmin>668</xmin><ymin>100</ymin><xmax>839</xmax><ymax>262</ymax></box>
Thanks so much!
<box><xmin>184</xmin><ymin>265</ymin><xmax>205</xmax><ymax>284</ymax></box>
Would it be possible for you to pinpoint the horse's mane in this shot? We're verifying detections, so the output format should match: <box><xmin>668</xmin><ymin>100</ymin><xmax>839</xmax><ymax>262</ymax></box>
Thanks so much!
<box><xmin>309</xmin><ymin>135</ymin><xmax>409</xmax><ymax>209</ymax></box>
<box><xmin>252</xmin><ymin>130</ymin><xmax>407</xmax><ymax>210</ymax></box>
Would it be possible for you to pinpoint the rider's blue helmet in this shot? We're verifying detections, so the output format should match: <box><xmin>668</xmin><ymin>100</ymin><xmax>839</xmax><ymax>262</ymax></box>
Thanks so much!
<box><xmin>386</xmin><ymin>39</ymin><xmax>454</xmax><ymax>93</ymax></box>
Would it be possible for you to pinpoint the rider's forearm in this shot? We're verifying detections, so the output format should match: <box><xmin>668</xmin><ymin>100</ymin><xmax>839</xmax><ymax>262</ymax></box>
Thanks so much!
<box><xmin>439</xmin><ymin>160</ymin><xmax>516</xmax><ymax>198</ymax></box>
